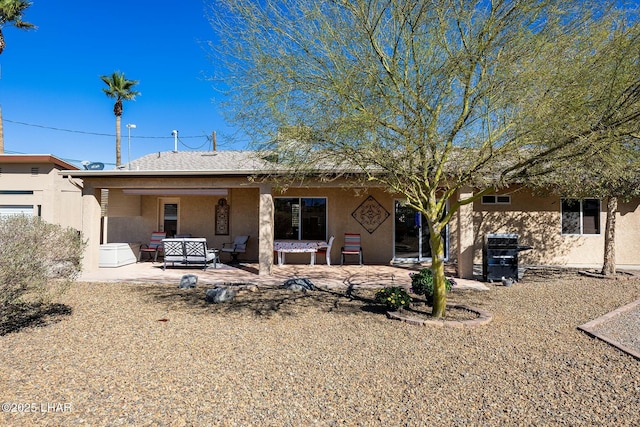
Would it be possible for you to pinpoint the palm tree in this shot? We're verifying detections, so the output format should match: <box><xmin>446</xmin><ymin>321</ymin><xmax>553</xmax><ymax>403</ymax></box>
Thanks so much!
<box><xmin>0</xmin><ymin>0</ymin><xmax>36</xmax><ymax>55</ymax></box>
<box><xmin>100</xmin><ymin>71</ymin><xmax>140</xmax><ymax>167</ymax></box>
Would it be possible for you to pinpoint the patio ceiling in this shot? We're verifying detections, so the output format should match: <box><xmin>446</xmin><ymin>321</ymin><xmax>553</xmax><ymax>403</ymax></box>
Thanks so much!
<box><xmin>121</xmin><ymin>188</ymin><xmax>229</xmax><ymax>195</ymax></box>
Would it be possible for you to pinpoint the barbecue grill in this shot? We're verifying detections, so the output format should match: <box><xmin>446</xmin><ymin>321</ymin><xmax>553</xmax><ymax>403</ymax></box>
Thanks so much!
<box><xmin>482</xmin><ymin>233</ymin><xmax>532</xmax><ymax>282</ymax></box>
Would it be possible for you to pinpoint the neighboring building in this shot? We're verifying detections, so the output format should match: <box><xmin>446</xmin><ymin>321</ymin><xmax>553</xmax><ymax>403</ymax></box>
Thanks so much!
<box><xmin>65</xmin><ymin>150</ymin><xmax>640</xmax><ymax>276</ymax></box>
<box><xmin>0</xmin><ymin>154</ymin><xmax>82</xmax><ymax>230</ymax></box>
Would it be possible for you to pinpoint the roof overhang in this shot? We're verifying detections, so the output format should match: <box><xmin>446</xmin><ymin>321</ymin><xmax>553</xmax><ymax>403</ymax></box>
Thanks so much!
<box><xmin>62</xmin><ymin>169</ymin><xmax>366</xmax><ymax>178</ymax></box>
<box><xmin>1</xmin><ymin>154</ymin><xmax>79</xmax><ymax>170</ymax></box>
<box><xmin>62</xmin><ymin>169</ymin><xmax>270</xmax><ymax>178</ymax></box>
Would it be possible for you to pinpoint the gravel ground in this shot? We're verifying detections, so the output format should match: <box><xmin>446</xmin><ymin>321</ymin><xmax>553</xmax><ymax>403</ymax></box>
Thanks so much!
<box><xmin>587</xmin><ymin>301</ymin><xmax>640</xmax><ymax>356</ymax></box>
<box><xmin>1</xmin><ymin>271</ymin><xmax>640</xmax><ymax>426</ymax></box>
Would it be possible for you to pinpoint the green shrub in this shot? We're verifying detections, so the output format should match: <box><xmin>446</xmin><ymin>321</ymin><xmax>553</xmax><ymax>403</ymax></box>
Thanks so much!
<box><xmin>409</xmin><ymin>268</ymin><xmax>454</xmax><ymax>297</ymax></box>
<box><xmin>0</xmin><ymin>215</ymin><xmax>84</xmax><ymax>309</ymax></box>
<box><xmin>374</xmin><ymin>286</ymin><xmax>411</xmax><ymax>310</ymax></box>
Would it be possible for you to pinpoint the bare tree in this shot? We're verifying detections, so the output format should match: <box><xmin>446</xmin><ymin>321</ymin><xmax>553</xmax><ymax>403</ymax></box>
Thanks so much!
<box><xmin>208</xmin><ymin>0</ymin><xmax>640</xmax><ymax>317</ymax></box>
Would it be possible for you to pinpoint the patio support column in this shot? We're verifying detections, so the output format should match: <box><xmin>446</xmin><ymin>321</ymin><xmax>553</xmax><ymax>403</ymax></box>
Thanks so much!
<box><xmin>82</xmin><ymin>184</ymin><xmax>102</xmax><ymax>272</ymax></box>
<box><xmin>258</xmin><ymin>184</ymin><xmax>274</xmax><ymax>275</ymax></box>
<box><xmin>457</xmin><ymin>186</ymin><xmax>475</xmax><ymax>279</ymax></box>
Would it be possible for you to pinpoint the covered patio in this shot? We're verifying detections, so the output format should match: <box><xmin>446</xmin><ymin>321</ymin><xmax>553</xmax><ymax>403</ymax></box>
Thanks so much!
<box><xmin>66</xmin><ymin>151</ymin><xmax>476</xmax><ymax>279</ymax></box>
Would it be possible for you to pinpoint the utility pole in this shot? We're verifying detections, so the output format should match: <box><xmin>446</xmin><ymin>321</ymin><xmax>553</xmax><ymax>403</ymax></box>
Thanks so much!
<box><xmin>0</xmin><ymin>66</ymin><xmax>4</xmax><ymax>154</ymax></box>
<box><xmin>212</xmin><ymin>131</ymin><xmax>217</xmax><ymax>151</ymax></box>
<box><xmin>0</xmin><ymin>106</ymin><xmax>4</xmax><ymax>154</ymax></box>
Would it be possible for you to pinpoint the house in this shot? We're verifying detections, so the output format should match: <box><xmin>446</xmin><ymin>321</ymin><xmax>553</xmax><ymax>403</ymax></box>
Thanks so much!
<box><xmin>65</xmin><ymin>150</ymin><xmax>640</xmax><ymax>277</ymax></box>
<box><xmin>0</xmin><ymin>154</ymin><xmax>82</xmax><ymax>229</ymax></box>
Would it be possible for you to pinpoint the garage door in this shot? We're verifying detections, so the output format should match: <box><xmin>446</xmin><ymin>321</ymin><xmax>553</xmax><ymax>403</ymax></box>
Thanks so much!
<box><xmin>0</xmin><ymin>205</ymin><xmax>34</xmax><ymax>217</ymax></box>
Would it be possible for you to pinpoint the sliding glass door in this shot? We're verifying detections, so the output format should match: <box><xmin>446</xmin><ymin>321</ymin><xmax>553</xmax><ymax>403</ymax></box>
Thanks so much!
<box><xmin>393</xmin><ymin>200</ymin><xmax>448</xmax><ymax>262</ymax></box>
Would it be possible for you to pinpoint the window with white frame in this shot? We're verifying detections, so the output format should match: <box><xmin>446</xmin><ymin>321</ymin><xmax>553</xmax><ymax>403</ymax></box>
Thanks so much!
<box><xmin>274</xmin><ymin>197</ymin><xmax>327</xmax><ymax>240</ymax></box>
<box><xmin>561</xmin><ymin>199</ymin><xmax>600</xmax><ymax>235</ymax></box>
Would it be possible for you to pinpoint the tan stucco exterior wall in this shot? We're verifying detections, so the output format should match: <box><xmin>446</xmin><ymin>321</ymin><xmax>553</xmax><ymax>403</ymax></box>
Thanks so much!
<box><xmin>606</xmin><ymin>198</ymin><xmax>640</xmax><ymax>268</ymax></box>
<box><xmin>76</xmin><ymin>175</ymin><xmax>640</xmax><ymax>274</ymax></box>
<box><xmin>472</xmin><ymin>188</ymin><xmax>640</xmax><ymax>268</ymax></box>
<box><xmin>455</xmin><ymin>187</ymin><xmax>475</xmax><ymax>278</ymax></box>
<box><xmin>0</xmin><ymin>161</ymin><xmax>82</xmax><ymax>230</ymax></box>
<box><xmin>274</xmin><ymin>186</ymin><xmax>396</xmax><ymax>265</ymax></box>
<box><xmin>259</xmin><ymin>185</ymin><xmax>274</xmax><ymax>275</ymax></box>
<box><xmin>81</xmin><ymin>184</ymin><xmax>102</xmax><ymax>271</ymax></box>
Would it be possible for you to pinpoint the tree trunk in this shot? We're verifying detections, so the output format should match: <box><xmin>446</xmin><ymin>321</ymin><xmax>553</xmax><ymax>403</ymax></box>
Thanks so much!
<box><xmin>428</xmin><ymin>224</ymin><xmax>447</xmax><ymax>318</ymax></box>
<box><xmin>0</xmin><ymin>29</ymin><xmax>5</xmax><ymax>55</ymax></box>
<box><xmin>601</xmin><ymin>196</ymin><xmax>617</xmax><ymax>276</ymax></box>
<box><xmin>115</xmin><ymin>114</ymin><xmax>122</xmax><ymax>167</ymax></box>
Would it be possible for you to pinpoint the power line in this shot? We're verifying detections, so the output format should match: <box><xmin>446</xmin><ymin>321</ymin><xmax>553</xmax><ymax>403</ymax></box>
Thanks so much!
<box><xmin>177</xmin><ymin>135</ymin><xmax>211</xmax><ymax>150</ymax></box>
<box><xmin>5</xmin><ymin>119</ymin><xmax>205</xmax><ymax>139</ymax></box>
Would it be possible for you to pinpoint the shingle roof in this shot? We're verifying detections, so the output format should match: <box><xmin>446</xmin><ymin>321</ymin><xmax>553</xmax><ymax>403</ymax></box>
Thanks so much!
<box><xmin>124</xmin><ymin>150</ymin><xmax>274</xmax><ymax>172</ymax></box>
<box><xmin>65</xmin><ymin>149</ymin><xmax>361</xmax><ymax>177</ymax></box>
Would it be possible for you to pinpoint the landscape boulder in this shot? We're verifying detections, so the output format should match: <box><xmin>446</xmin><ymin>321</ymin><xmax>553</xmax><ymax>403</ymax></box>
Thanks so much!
<box><xmin>179</xmin><ymin>274</ymin><xmax>198</xmax><ymax>289</ymax></box>
<box><xmin>205</xmin><ymin>287</ymin><xmax>236</xmax><ymax>303</ymax></box>
<box><xmin>282</xmin><ymin>277</ymin><xmax>315</xmax><ymax>292</ymax></box>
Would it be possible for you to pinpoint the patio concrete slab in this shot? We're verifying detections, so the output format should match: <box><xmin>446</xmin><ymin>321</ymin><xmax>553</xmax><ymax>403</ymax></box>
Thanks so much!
<box><xmin>77</xmin><ymin>262</ymin><xmax>489</xmax><ymax>291</ymax></box>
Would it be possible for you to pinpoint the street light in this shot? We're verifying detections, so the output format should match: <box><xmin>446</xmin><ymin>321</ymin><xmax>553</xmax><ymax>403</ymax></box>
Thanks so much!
<box><xmin>126</xmin><ymin>124</ymin><xmax>136</xmax><ymax>169</ymax></box>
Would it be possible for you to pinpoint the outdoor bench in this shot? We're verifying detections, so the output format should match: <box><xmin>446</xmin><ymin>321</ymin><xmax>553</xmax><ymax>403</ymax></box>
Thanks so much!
<box><xmin>161</xmin><ymin>238</ymin><xmax>219</xmax><ymax>270</ymax></box>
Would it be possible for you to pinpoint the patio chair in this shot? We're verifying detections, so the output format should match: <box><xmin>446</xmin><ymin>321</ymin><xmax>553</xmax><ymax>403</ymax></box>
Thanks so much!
<box><xmin>316</xmin><ymin>235</ymin><xmax>335</xmax><ymax>266</ymax></box>
<box><xmin>221</xmin><ymin>235</ymin><xmax>249</xmax><ymax>264</ymax></box>
<box><xmin>341</xmin><ymin>233</ymin><xmax>363</xmax><ymax>266</ymax></box>
<box><xmin>138</xmin><ymin>231</ymin><xmax>166</xmax><ymax>262</ymax></box>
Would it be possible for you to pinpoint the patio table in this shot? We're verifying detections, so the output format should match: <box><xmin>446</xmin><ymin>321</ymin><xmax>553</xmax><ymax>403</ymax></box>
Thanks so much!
<box><xmin>274</xmin><ymin>240</ymin><xmax>326</xmax><ymax>266</ymax></box>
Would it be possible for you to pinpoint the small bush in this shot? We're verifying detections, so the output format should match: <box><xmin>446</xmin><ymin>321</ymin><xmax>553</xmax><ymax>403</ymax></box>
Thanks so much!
<box><xmin>0</xmin><ymin>215</ymin><xmax>84</xmax><ymax>309</ymax></box>
<box><xmin>410</xmin><ymin>268</ymin><xmax>454</xmax><ymax>297</ymax></box>
<box><xmin>374</xmin><ymin>286</ymin><xmax>411</xmax><ymax>310</ymax></box>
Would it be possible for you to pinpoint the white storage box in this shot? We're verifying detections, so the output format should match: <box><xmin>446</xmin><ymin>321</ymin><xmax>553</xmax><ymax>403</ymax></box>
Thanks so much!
<box><xmin>99</xmin><ymin>243</ymin><xmax>137</xmax><ymax>268</ymax></box>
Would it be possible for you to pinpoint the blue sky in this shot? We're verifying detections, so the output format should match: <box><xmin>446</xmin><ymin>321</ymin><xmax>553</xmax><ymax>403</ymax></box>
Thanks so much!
<box><xmin>0</xmin><ymin>1</ymin><xmax>246</xmax><ymax>168</ymax></box>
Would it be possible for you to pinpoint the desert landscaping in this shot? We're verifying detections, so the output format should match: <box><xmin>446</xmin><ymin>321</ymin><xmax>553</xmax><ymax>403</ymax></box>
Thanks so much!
<box><xmin>1</xmin><ymin>268</ymin><xmax>639</xmax><ymax>425</ymax></box>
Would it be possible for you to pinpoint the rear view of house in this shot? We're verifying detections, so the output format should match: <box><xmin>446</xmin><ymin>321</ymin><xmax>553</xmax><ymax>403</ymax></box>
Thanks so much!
<box><xmin>61</xmin><ymin>150</ymin><xmax>640</xmax><ymax>277</ymax></box>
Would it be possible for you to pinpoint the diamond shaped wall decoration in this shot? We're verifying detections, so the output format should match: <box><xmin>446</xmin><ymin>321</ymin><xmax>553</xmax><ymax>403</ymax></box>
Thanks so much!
<box><xmin>351</xmin><ymin>195</ymin><xmax>390</xmax><ymax>234</ymax></box>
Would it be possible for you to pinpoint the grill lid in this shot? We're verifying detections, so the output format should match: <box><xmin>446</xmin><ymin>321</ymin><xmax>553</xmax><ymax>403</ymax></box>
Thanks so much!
<box><xmin>486</xmin><ymin>233</ymin><xmax>518</xmax><ymax>247</ymax></box>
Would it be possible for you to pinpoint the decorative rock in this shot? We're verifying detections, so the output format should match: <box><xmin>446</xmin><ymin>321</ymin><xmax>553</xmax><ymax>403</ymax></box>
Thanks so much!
<box><xmin>179</xmin><ymin>274</ymin><xmax>198</xmax><ymax>289</ymax></box>
<box><xmin>282</xmin><ymin>277</ymin><xmax>315</xmax><ymax>292</ymax></box>
<box><xmin>205</xmin><ymin>287</ymin><xmax>236</xmax><ymax>303</ymax></box>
